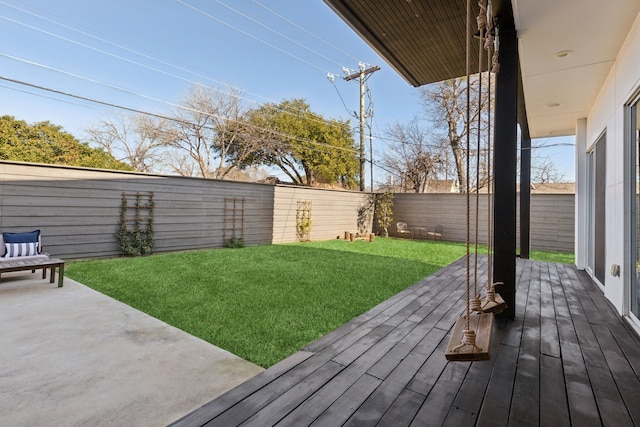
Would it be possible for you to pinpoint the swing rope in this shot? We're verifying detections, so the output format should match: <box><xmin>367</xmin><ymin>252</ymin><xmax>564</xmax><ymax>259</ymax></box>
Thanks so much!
<box><xmin>484</xmin><ymin>20</ymin><xmax>497</xmax><ymax>303</ymax></box>
<box><xmin>484</xmin><ymin>1</ymin><xmax>503</xmax><ymax>300</ymax></box>
<box><xmin>447</xmin><ymin>0</ymin><xmax>496</xmax><ymax>359</ymax></box>
<box><xmin>471</xmin><ymin>0</ymin><xmax>488</xmax><ymax>314</ymax></box>
<box><xmin>464</xmin><ymin>0</ymin><xmax>472</xmax><ymax>332</ymax></box>
<box><xmin>480</xmin><ymin>0</ymin><xmax>493</xmax><ymax>291</ymax></box>
<box><xmin>486</xmin><ymin>12</ymin><xmax>495</xmax><ymax>298</ymax></box>
<box><xmin>452</xmin><ymin>0</ymin><xmax>480</xmax><ymax>353</ymax></box>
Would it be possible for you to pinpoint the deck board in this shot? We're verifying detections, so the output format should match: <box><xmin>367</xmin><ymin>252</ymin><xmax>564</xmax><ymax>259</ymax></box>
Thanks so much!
<box><xmin>171</xmin><ymin>257</ymin><xmax>640</xmax><ymax>427</ymax></box>
<box><xmin>509</xmin><ymin>260</ymin><xmax>541</xmax><ymax>426</ymax></box>
<box><xmin>539</xmin><ymin>354</ymin><xmax>571</xmax><ymax>427</ymax></box>
<box><xmin>442</xmin><ymin>339</ymin><xmax>501</xmax><ymax>427</ymax></box>
<box><xmin>376</xmin><ymin>388</ymin><xmax>425</xmax><ymax>427</ymax></box>
<box><xmin>410</xmin><ymin>360</ymin><xmax>471</xmax><ymax>427</ymax></box>
<box><xmin>539</xmin><ymin>263</ymin><xmax>561</xmax><ymax>357</ymax></box>
<box><xmin>344</xmin><ymin>328</ymin><xmax>448</xmax><ymax>425</ymax></box>
<box><xmin>475</xmin><ymin>341</ymin><xmax>518</xmax><ymax>427</ymax></box>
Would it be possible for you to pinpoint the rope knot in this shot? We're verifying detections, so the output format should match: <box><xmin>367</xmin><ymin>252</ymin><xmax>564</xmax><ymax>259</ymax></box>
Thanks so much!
<box><xmin>462</xmin><ymin>329</ymin><xmax>477</xmax><ymax>346</ymax></box>
<box><xmin>484</xmin><ymin>33</ymin><xmax>495</xmax><ymax>50</ymax></box>
<box><xmin>451</xmin><ymin>327</ymin><xmax>482</xmax><ymax>353</ymax></box>
<box><xmin>471</xmin><ymin>296</ymin><xmax>483</xmax><ymax>312</ymax></box>
<box><xmin>491</xmin><ymin>51</ymin><xmax>500</xmax><ymax>73</ymax></box>
<box><xmin>477</xmin><ymin>1</ymin><xmax>487</xmax><ymax>31</ymax></box>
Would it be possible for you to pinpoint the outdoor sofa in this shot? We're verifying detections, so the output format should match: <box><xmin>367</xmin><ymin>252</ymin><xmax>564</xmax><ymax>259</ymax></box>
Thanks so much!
<box><xmin>0</xmin><ymin>230</ymin><xmax>65</xmax><ymax>287</ymax></box>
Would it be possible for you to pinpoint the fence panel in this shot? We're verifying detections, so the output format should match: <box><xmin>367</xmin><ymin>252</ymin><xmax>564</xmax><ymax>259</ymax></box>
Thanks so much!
<box><xmin>390</xmin><ymin>193</ymin><xmax>575</xmax><ymax>252</ymax></box>
<box><xmin>0</xmin><ymin>162</ymin><xmax>574</xmax><ymax>259</ymax></box>
<box><xmin>272</xmin><ymin>186</ymin><xmax>373</xmax><ymax>243</ymax></box>
<box><xmin>0</xmin><ymin>162</ymin><xmax>274</xmax><ymax>259</ymax></box>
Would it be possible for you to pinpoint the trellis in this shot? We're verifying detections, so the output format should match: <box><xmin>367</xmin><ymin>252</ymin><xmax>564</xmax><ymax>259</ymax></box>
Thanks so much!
<box><xmin>117</xmin><ymin>192</ymin><xmax>154</xmax><ymax>256</ymax></box>
<box><xmin>224</xmin><ymin>197</ymin><xmax>245</xmax><ymax>244</ymax></box>
<box><xmin>296</xmin><ymin>201</ymin><xmax>312</xmax><ymax>242</ymax></box>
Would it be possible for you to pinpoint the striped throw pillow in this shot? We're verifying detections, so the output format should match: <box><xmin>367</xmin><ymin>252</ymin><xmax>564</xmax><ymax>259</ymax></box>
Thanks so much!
<box><xmin>5</xmin><ymin>242</ymin><xmax>39</xmax><ymax>257</ymax></box>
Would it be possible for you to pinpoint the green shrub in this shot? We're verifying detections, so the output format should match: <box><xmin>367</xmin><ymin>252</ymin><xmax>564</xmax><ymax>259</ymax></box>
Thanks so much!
<box><xmin>224</xmin><ymin>236</ymin><xmax>245</xmax><ymax>248</ymax></box>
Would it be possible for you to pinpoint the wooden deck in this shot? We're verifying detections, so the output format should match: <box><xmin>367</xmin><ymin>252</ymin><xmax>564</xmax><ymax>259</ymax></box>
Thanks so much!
<box><xmin>171</xmin><ymin>257</ymin><xmax>640</xmax><ymax>427</ymax></box>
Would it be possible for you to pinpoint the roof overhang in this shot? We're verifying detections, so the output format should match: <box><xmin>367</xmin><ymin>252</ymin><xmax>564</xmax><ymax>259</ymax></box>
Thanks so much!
<box><xmin>324</xmin><ymin>0</ymin><xmax>491</xmax><ymax>87</ymax></box>
<box><xmin>324</xmin><ymin>0</ymin><xmax>640</xmax><ymax>139</ymax></box>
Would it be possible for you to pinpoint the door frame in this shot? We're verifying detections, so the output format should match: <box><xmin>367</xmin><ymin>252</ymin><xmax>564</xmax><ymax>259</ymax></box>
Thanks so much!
<box><xmin>624</xmin><ymin>88</ymin><xmax>640</xmax><ymax>332</ymax></box>
<box><xmin>586</xmin><ymin>130</ymin><xmax>606</xmax><ymax>289</ymax></box>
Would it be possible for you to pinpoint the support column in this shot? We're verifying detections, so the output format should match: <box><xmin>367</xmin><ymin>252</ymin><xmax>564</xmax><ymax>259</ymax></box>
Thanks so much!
<box><xmin>575</xmin><ymin>118</ymin><xmax>588</xmax><ymax>269</ymax></box>
<box><xmin>493</xmin><ymin>21</ymin><xmax>518</xmax><ymax>320</ymax></box>
<box><xmin>520</xmin><ymin>134</ymin><xmax>531</xmax><ymax>259</ymax></box>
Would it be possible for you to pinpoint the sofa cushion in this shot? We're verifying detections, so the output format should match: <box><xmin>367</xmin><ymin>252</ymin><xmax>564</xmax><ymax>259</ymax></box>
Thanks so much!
<box><xmin>2</xmin><ymin>230</ymin><xmax>41</xmax><ymax>256</ymax></box>
<box><xmin>3</xmin><ymin>230</ymin><xmax>40</xmax><ymax>243</ymax></box>
<box><xmin>5</xmin><ymin>242</ymin><xmax>39</xmax><ymax>257</ymax></box>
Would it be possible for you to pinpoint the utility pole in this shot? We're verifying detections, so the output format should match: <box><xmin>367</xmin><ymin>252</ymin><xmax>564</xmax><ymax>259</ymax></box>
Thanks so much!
<box><xmin>344</xmin><ymin>63</ymin><xmax>380</xmax><ymax>191</ymax></box>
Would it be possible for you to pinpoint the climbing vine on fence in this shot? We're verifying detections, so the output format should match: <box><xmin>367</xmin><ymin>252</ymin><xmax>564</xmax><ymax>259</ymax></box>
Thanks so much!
<box><xmin>117</xmin><ymin>192</ymin><xmax>155</xmax><ymax>256</ymax></box>
<box><xmin>296</xmin><ymin>200</ymin><xmax>312</xmax><ymax>242</ymax></box>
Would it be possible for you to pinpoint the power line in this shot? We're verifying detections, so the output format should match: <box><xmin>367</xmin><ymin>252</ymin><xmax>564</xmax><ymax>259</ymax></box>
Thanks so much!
<box><xmin>176</xmin><ymin>0</ymin><xmax>333</xmax><ymax>75</ymax></box>
<box><xmin>327</xmin><ymin>74</ymin><xmax>356</xmax><ymax>118</ymax></box>
<box><xmin>0</xmin><ymin>1</ymin><xmax>229</xmax><ymax>91</ymax></box>
<box><xmin>213</xmin><ymin>0</ymin><xmax>346</xmax><ymax>69</ymax></box>
<box><xmin>0</xmin><ymin>52</ymin><xmax>199</xmax><ymax>113</ymax></box>
<box><xmin>0</xmin><ymin>3</ymin><xmax>340</xmax><ymax>130</ymax></box>
<box><xmin>2</xmin><ymin>46</ymin><xmax>357</xmax><ymax>151</ymax></box>
<box><xmin>0</xmin><ymin>1</ymin><xmax>374</xmax><ymax>160</ymax></box>
<box><xmin>0</xmin><ymin>14</ymin><xmax>267</xmax><ymax>105</ymax></box>
<box><xmin>252</xmin><ymin>0</ymin><xmax>361</xmax><ymax>63</ymax></box>
<box><xmin>0</xmin><ymin>75</ymin><xmax>360</xmax><ymax>156</ymax></box>
<box><xmin>0</xmin><ymin>82</ymin><xmax>99</xmax><ymax>111</ymax></box>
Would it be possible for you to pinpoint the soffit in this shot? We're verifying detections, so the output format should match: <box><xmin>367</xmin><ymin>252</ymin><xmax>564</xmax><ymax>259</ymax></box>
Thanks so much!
<box><xmin>514</xmin><ymin>0</ymin><xmax>640</xmax><ymax>137</ymax></box>
<box><xmin>324</xmin><ymin>0</ymin><xmax>485</xmax><ymax>87</ymax></box>
<box><xmin>325</xmin><ymin>0</ymin><xmax>640</xmax><ymax>139</ymax></box>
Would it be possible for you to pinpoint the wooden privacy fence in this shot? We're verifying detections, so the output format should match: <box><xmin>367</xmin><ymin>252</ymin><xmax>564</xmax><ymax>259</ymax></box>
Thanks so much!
<box><xmin>388</xmin><ymin>193</ymin><xmax>575</xmax><ymax>252</ymax></box>
<box><xmin>272</xmin><ymin>186</ymin><xmax>373</xmax><ymax>243</ymax></box>
<box><xmin>0</xmin><ymin>161</ymin><xmax>574</xmax><ymax>259</ymax></box>
<box><xmin>0</xmin><ymin>162</ymin><xmax>275</xmax><ymax>259</ymax></box>
<box><xmin>0</xmin><ymin>162</ymin><xmax>372</xmax><ymax>259</ymax></box>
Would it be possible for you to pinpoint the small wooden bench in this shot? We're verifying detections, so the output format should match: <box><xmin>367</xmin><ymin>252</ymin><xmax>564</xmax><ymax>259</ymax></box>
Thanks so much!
<box><xmin>0</xmin><ymin>257</ymin><xmax>65</xmax><ymax>287</ymax></box>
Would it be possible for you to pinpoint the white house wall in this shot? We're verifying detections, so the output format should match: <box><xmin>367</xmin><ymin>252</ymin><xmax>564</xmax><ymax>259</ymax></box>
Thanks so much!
<box><xmin>582</xmin><ymin>11</ymin><xmax>640</xmax><ymax>314</ymax></box>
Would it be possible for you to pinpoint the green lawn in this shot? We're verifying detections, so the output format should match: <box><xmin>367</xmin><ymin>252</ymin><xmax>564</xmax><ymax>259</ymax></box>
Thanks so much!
<box><xmin>66</xmin><ymin>238</ymin><xmax>573</xmax><ymax>367</ymax></box>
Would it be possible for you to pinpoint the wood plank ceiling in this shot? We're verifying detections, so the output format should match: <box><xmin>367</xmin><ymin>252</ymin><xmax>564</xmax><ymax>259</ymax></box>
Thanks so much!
<box><xmin>325</xmin><ymin>0</ymin><xmax>640</xmax><ymax>138</ymax></box>
<box><xmin>324</xmin><ymin>0</ymin><xmax>487</xmax><ymax>87</ymax></box>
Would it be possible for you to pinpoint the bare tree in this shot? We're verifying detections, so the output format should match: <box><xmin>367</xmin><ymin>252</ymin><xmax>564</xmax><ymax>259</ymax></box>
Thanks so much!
<box><xmin>85</xmin><ymin>113</ymin><xmax>169</xmax><ymax>173</ymax></box>
<box><xmin>85</xmin><ymin>85</ymin><xmax>272</xmax><ymax>180</ymax></box>
<box><xmin>420</xmin><ymin>75</ymin><xmax>491</xmax><ymax>192</ymax></box>
<box><xmin>532</xmin><ymin>157</ymin><xmax>565</xmax><ymax>184</ymax></box>
<box><xmin>168</xmin><ymin>85</ymin><xmax>258</xmax><ymax>179</ymax></box>
<box><xmin>420</xmin><ymin>76</ymin><xmax>568</xmax><ymax>191</ymax></box>
<box><xmin>167</xmin><ymin>151</ymin><xmax>198</xmax><ymax>177</ymax></box>
<box><xmin>382</xmin><ymin>118</ymin><xmax>444</xmax><ymax>193</ymax></box>
<box><xmin>222</xmin><ymin>166</ymin><xmax>269</xmax><ymax>182</ymax></box>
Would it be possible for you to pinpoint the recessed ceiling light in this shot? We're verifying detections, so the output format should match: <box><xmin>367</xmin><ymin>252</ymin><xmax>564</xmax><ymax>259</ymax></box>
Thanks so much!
<box><xmin>544</xmin><ymin>102</ymin><xmax>561</xmax><ymax>108</ymax></box>
<box><xmin>553</xmin><ymin>50</ymin><xmax>573</xmax><ymax>59</ymax></box>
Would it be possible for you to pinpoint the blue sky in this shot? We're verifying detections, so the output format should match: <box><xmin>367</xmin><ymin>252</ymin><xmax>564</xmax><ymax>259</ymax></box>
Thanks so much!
<box><xmin>0</xmin><ymin>0</ymin><xmax>574</xmax><ymax>183</ymax></box>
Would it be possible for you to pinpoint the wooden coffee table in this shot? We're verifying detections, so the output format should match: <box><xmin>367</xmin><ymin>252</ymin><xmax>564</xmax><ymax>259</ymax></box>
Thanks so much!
<box><xmin>0</xmin><ymin>257</ymin><xmax>65</xmax><ymax>287</ymax></box>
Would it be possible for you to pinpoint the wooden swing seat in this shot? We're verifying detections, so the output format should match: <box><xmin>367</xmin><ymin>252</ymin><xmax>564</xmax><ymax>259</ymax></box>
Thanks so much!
<box><xmin>481</xmin><ymin>292</ymin><xmax>507</xmax><ymax>314</ymax></box>
<box><xmin>445</xmin><ymin>312</ymin><xmax>494</xmax><ymax>361</ymax></box>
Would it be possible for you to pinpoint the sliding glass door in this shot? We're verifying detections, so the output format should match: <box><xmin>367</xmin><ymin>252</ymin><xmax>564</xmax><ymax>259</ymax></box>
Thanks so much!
<box><xmin>587</xmin><ymin>133</ymin><xmax>606</xmax><ymax>286</ymax></box>
<box><xmin>630</xmin><ymin>101</ymin><xmax>640</xmax><ymax>319</ymax></box>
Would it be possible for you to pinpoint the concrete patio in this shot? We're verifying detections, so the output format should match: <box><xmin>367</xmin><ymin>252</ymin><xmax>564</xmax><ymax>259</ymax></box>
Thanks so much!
<box><xmin>0</xmin><ymin>270</ymin><xmax>263</xmax><ymax>426</ymax></box>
